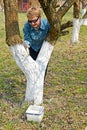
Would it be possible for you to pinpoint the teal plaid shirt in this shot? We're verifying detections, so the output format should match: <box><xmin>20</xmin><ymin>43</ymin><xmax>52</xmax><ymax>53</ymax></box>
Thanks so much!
<box><xmin>23</xmin><ymin>18</ymin><xmax>50</xmax><ymax>52</ymax></box>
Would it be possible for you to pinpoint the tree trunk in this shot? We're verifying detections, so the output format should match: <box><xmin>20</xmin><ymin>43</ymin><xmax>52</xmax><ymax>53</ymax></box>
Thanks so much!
<box><xmin>71</xmin><ymin>0</ymin><xmax>87</xmax><ymax>43</ymax></box>
<box><xmin>71</xmin><ymin>0</ymin><xmax>80</xmax><ymax>43</ymax></box>
<box><xmin>3</xmin><ymin>0</ymin><xmax>22</xmax><ymax>46</ymax></box>
<box><xmin>80</xmin><ymin>1</ymin><xmax>87</xmax><ymax>25</ymax></box>
<box><xmin>3</xmin><ymin>0</ymin><xmax>53</xmax><ymax>105</ymax></box>
<box><xmin>39</xmin><ymin>0</ymin><xmax>75</xmax><ymax>43</ymax></box>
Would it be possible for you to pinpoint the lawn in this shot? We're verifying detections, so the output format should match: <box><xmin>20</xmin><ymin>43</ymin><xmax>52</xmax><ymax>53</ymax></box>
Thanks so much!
<box><xmin>0</xmin><ymin>9</ymin><xmax>87</xmax><ymax>130</ymax></box>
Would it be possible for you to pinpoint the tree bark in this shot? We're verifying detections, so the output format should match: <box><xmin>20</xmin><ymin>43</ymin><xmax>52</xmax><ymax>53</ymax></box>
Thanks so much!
<box><xmin>82</xmin><ymin>10</ymin><xmax>87</xmax><ymax>18</ymax></box>
<box><xmin>71</xmin><ymin>0</ymin><xmax>80</xmax><ymax>43</ymax></box>
<box><xmin>80</xmin><ymin>0</ymin><xmax>87</xmax><ymax>25</ymax></box>
<box><xmin>73</xmin><ymin>0</ymin><xmax>80</xmax><ymax>18</ymax></box>
<box><xmin>3</xmin><ymin>0</ymin><xmax>22</xmax><ymax>46</ymax></box>
<box><xmin>39</xmin><ymin>0</ymin><xmax>75</xmax><ymax>43</ymax></box>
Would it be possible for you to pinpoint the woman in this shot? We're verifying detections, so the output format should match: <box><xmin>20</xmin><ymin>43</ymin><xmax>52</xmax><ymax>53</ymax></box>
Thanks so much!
<box><xmin>23</xmin><ymin>7</ymin><xmax>50</xmax><ymax>60</ymax></box>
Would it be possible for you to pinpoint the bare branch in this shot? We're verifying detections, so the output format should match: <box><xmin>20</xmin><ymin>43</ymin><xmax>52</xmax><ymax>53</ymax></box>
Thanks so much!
<box><xmin>61</xmin><ymin>21</ymin><xmax>73</xmax><ymax>30</ymax></box>
<box><xmin>57</xmin><ymin>0</ymin><xmax>75</xmax><ymax>18</ymax></box>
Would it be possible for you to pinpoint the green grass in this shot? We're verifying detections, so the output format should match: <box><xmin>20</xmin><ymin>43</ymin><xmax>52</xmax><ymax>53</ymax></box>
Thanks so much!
<box><xmin>0</xmin><ymin>10</ymin><xmax>87</xmax><ymax>130</ymax></box>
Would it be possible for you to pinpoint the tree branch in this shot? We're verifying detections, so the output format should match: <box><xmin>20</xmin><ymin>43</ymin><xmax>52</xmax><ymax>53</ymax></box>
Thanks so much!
<box><xmin>61</xmin><ymin>21</ymin><xmax>73</xmax><ymax>31</ymax></box>
<box><xmin>39</xmin><ymin>0</ymin><xmax>75</xmax><ymax>42</ymax></box>
<box><xmin>83</xmin><ymin>10</ymin><xmax>87</xmax><ymax>18</ymax></box>
<box><xmin>57</xmin><ymin>0</ymin><xmax>75</xmax><ymax>19</ymax></box>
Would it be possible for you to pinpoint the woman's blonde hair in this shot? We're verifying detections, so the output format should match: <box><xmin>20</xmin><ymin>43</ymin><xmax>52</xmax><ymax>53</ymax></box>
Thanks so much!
<box><xmin>27</xmin><ymin>7</ymin><xmax>40</xmax><ymax>19</ymax></box>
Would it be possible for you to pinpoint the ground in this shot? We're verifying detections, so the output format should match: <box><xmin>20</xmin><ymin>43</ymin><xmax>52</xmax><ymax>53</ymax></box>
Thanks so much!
<box><xmin>0</xmin><ymin>11</ymin><xmax>87</xmax><ymax>130</ymax></box>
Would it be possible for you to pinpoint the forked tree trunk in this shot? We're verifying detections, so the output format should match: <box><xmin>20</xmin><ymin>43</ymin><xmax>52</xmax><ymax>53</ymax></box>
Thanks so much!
<box><xmin>3</xmin><ymin>0</ymin><xmax>53</xmax><ymax>105</ymax></box>
<box><xmin>3</xmin><ymin>0</ymin><xmax>79</xmax><ymax>104</ymax></box>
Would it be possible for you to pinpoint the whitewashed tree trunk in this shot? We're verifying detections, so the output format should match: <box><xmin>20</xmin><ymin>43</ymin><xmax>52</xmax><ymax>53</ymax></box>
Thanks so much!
<box><xmin>71</xmin><ymin>18</ymin><xmax>80</xmax><ymax>43</ymax></box>
<box><xmin>80</xmin><ymin>18</ymin><xmax>87</xmax><ymax>26</ymax></box>
<box><xmin>82</xmin><ymin>8</ymin><xmax>86</xmax><ymax>17</ymax></box>
<box><xmin>34</xmin><ymin>41</ymin><xmax>53</xmax><ymax>105</ymax></box>
<box><xmin>71</xmin><ymin>6</ymin><xmax>87</xmax><ymax>44</ymax></box>
<box><xmin>9</xmin><ymin>44</ymin><xmax>40</xmax><ymax>102</ymax></box>
<box><xmin>80</xmin><ymin>7</ymin><xmax>87</xmax><ymax>26</ymax></box>
<box><xmin>9</xmin><ymin>41</ymin><xmax>53</xmax><ymax>105</ymax></box>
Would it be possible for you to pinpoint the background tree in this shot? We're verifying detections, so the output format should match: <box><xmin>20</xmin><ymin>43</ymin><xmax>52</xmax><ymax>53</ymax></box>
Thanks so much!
<box><xmin>39</xmin><ymin>0</ymin><xmax>87</xmax><ymax>44</ymax></box>
<box><xmin>71</xmin><ymin>0</ymin><xmax>87</xmax><ymax>43</ymax></box>
<box><xmin>39</xmin><ymin>0</ymin><xmax>75</xmax><ymax>43</ymax></box>
<box><xmin>0</xmin><ymin>0</ymin><xmax>4</xmax><ymax>11</ymax></box>
<box><xmin>71</xmin><ymin>0</ymin><xmax>80</xmax><ymax>43</ymax></box>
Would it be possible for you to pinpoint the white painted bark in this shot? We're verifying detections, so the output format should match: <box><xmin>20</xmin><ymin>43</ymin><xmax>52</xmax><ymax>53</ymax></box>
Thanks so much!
<box><xmin>9</xmin><ymin>41</ymin><xmax>53</xmax><ymax>105</ymax></box>
<box><xmin>71</xmin><ymin>18</ymin><xmax>80</xmax><ymax>43</ymax></box>
<box><xmin>82</xmin><ymin>8</ymin><xmax>86</xmax><ymax>17</ymax></box>
<box><xmin>80</xmin><ymin>8</ymin><xmax>87</xmax><ymax>26</ymax></box>
<box><xmin>3</xmin><ymin>9</ymin><xmax>5</xmax><ymax>23</ymax></box>
<box><xmin>80</xmin><ymin>18</ymin><xmax>87</xmax><ymax>26</ymax></box>
<box><xmin>34</xmin><ymin>41</ymin><xmax>54</xmax><ymax>105</ymax></box>
<box><xmin>9</xmin><ymin>44</ymin><xmax>39</xmax><ymax>101</ymax></box>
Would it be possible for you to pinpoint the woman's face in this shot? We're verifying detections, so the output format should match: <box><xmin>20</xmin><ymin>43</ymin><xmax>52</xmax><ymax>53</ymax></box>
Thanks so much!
<box><xmin>28</xmin><ymin>16</ymin><xmax>41</xmax><ymax>29</ymax></box>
